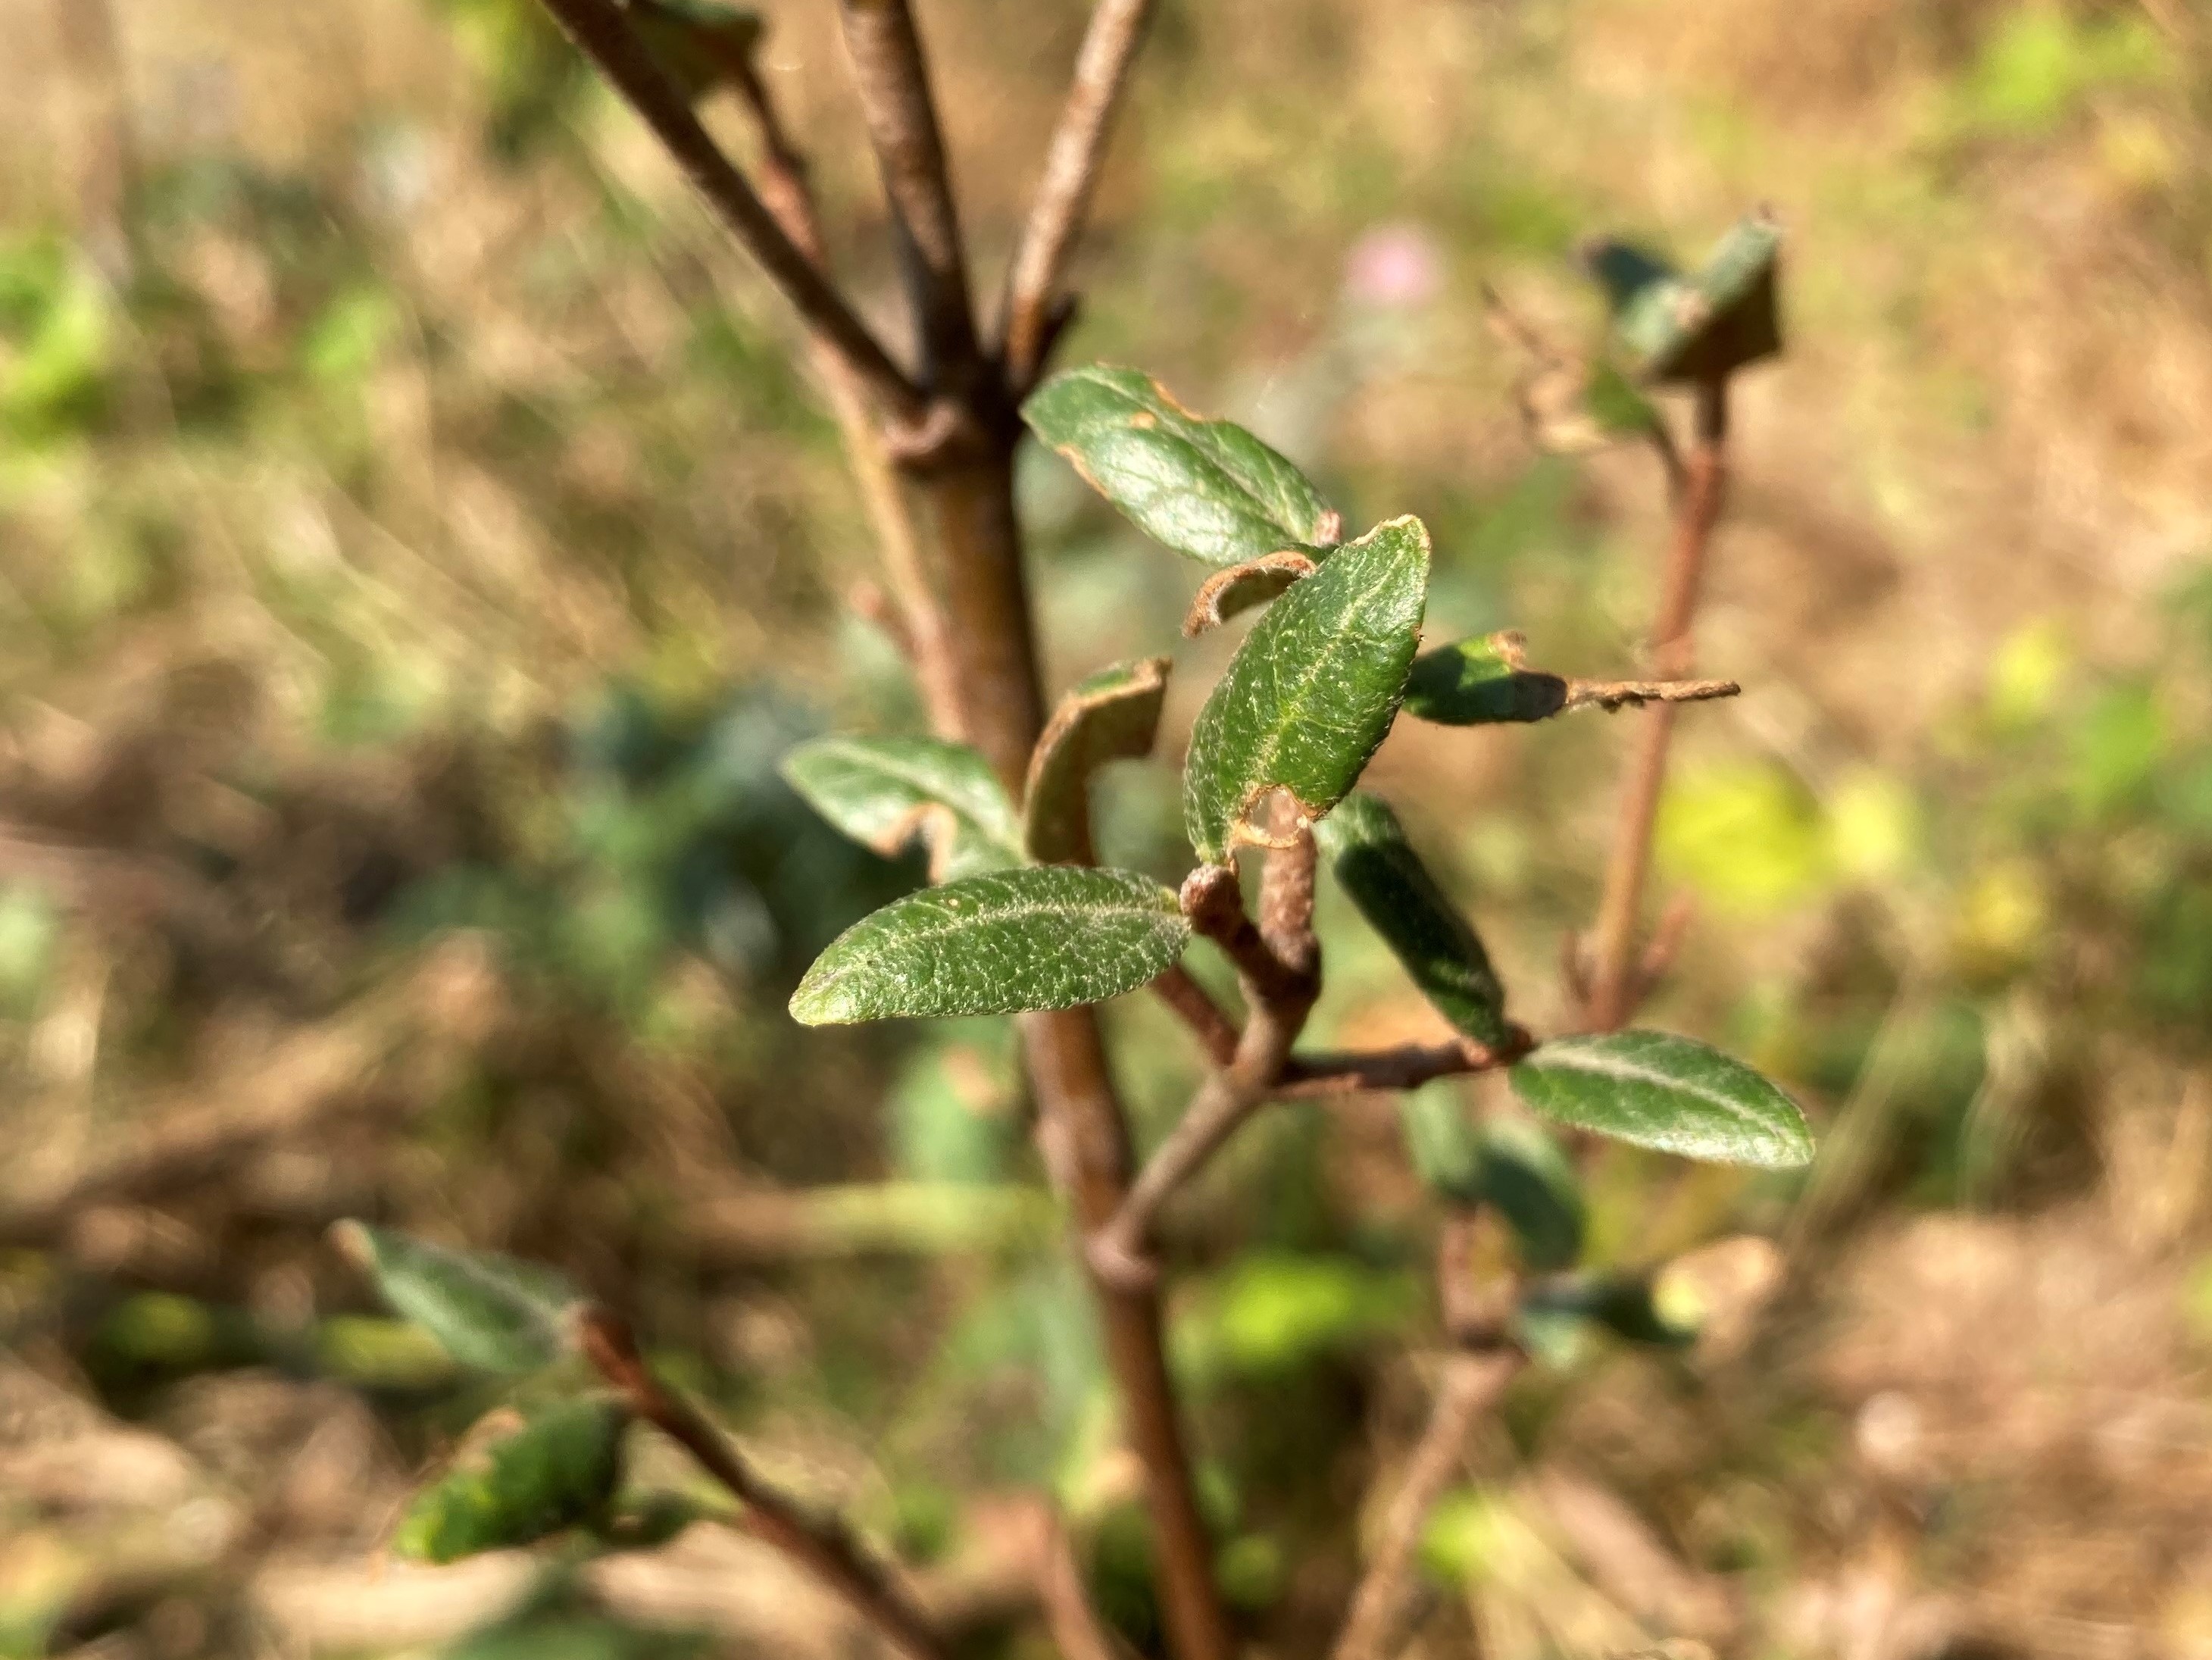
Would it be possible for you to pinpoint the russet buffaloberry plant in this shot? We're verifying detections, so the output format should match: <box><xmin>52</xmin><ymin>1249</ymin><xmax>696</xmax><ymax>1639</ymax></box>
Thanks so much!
<box><xmin>334</xmin><ymin>3</ymin><xmax>1813</xmax><ymax>1656</ymax></box>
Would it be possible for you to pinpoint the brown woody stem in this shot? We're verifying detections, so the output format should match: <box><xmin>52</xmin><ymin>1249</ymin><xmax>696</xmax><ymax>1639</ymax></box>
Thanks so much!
<box><xmin>1330</xmin><ymin>1347</ymin><xmax>1523</xmax><ymax>1660</ymax></box>
<box><xmin>723</xmin><ymin>40</ymin><xmax>965</xmax><ymax>736</ymax></box>
<box><xmin>998</xmin><ymin>0</ymin><xmax>1158</xmax><ymax>387</ymax></box>
<box><xmin>532</xmin><ymin>0</ymin><xmax>926</xmax><ymax>424</ymax></box>
<box><xmin>1580</xmin><ymin>377</ymin><xmax>1730</xmax><ymax>1031</ymax></box>
<box><xmin>576</xmin><ymin>1306</ymin><xmax>951</xmax><ymax>1660</ymax></box>
<box><xmin>835</xmin><ymin>0</ymin><xmax>981</xmax><ymax>382</ymax></box>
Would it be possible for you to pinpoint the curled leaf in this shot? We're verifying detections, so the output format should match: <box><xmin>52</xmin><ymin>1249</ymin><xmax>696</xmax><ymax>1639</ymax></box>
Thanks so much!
<box><xmin>1023</xmin><ymin>658</ymin><xmax>1170</xmax><ymax>863</ymax></box>
<box><xmin>1404</xmin><ymin>632</ymin><xmax>1739</xmax><ymax>727</ymax></box>
<box><xmin>1587</xmin><ymin>209</ymin><xmax>1782</xmax><ymax>386</ymax></box>
<box><xmin>1183</xmin><ymin>552</ymin><xmax>1317</xmax><ymax>637</ymax></box>
<box><xmin>1184</xmin><ymin>516</ymin><xmax>1429</xmax><ymax>864</ymax></box>
<box><xmin>1022</xmin><ymin>365</ymin><xmax>1334</xmax><ymax>567</ymax></box>
<box><xmin>790</xmin><ymin>866</ymin><xmax>1189</xmax><ymax>1024</ymax></box>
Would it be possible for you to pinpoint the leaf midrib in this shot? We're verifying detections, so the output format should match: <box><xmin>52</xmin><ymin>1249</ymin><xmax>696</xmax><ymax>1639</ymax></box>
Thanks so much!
<box><xmin>1220</xmin><ymin>533</ymin><xmax>1416</xmax><ymax>828</ymax></box>
<box><xmin>1532</xmin><ymin>1043</ymin><xmax>1798</xmax><ymax>1149</ymax></box>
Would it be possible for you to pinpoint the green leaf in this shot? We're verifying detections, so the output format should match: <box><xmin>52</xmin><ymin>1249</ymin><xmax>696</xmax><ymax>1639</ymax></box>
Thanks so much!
<box><xmin>395</xmin><ymin>1396</ymin><xmax>630</xmax><ymax>1564</ymax></box>
<box><xmin>1517</xmin><ymin>1274</ymin><xmax>1692</xmax><ymax>1356</ymax></box>
<box><xmin>1402</xmin><ymin>634</ymin><xmax>1567</xmax><ymax>724</ymax></box>
<box><xmin>1023</xmin><ymin>657</ymin><xmax>1170</xmax><ymax>864</ymax></box>
<box><xmin>626</xmin><ymin>0</ymin><xmax>765</xmax><ymax>100</ymax></box>
<box><xmin>1183</xmin><ymin>516</ymin><xmax>1429</xmax><ymax>864</ymax></box>
<box><xmin>333</xmin><ymin>1222</ymin><xmax>580</xmax><ymax>1374</ymax></box>
<box><xmin>1395</xmin><ymin>1089</ymin><xmax>1583</xmax><ymax>1272</ymax></box>
<box><xmin>783</xmin><ymin>735</ymin><xmax>1023</xmax><ymax>881</ymax></box>
<box><xmin>1508</xmin><ymin>1030</ymin><xmax>1814</xmax><ymax>1168</ymax></box>
<box><xmin>1315</xmin><ymin>792</ymin><xmax>1508</xmax><ymax>1045</ymax></box>
<box><xmin>1022</xmin><ymin>365</ymin><xmax>1334</xmax><ymax>568</ymax></box>
<box><xmin>1517</xmin><ymin>356</ymin><xmax>1664</xmax><ymax>457</ymax></box>
<box><xmin>790</xmin><ymin>866</ymin><xmax>1189</xmax><ymax>1024</ymax></box>
<box><xmin>1592</xmin><ymin>210</ymin><xmax>1782</xmax><ymax>385</ymax></box>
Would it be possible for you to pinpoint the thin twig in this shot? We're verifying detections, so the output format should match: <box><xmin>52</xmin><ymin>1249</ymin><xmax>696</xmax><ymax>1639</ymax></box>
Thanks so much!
<box><xmin>1273</xmin><ymin>1031</ymin><xmax>1532</xmax><ymax>1099</ymax></box>
<box><xmin>1149</xmin><ymin>964</ymin><xmax>1240</xmax><ymax>1067</ymax></box>
<box><xmin>1332</xmin><ymin>1348</ymin><xmax>1523</xmax><ymax>1660</ymax></box>
<box><xmin>533</xmin><ymin>0</ymin><xmax>926</xmax><ymax>424</ymax></box>
<box><xmin>576</xmin><ymin>1307</ymin><xmax>953</xmax><ymax>1660</ymax></box>
<box><xmin>1563</xmin><ymin>675</ymin><xmax>1738</xmax><ymax>714</ymax></box>
<box><xmin>1580</xmin><ymin>377</ymin><xmax>1730</xmax><ymax>1031</ymax></box>
<box><xmin>722</xmin><ymin>43</ymin><xmax>965</xmax><ymax>734</ymax></box>
<box><xmin>1092</xmin><ymin>821</ymin><xmax>1321</xmax><ymax>1285</ymax></box>
<box><xmin>1016</xmin><ymin>1499</ymin><xmax>1133</xmax><ymax>1660</ymax></box>
<box><xmin>834</xmin><ymin>0</ymin><xmax>979</xmax><ymax>380</ymax></box>
<box><xmin>998</xmin><ymin>0</ymin><xmax>1157</xmax><ymax>388</ymax></box>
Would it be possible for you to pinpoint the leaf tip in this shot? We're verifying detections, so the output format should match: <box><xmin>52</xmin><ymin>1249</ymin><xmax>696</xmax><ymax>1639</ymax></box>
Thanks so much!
<box><xmin>329</xmin><ymin>1218</ymin><xmax>376</xmax><ymax>1274</ymax></box>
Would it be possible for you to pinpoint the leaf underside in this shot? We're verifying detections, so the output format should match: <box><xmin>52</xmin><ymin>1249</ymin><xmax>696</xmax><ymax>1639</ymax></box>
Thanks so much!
<box><xmin>790</xmin><ymin>865</ymin><xmax>1190</xmax><ymax>1024</ymax></box>
<box><xmin>1315</xmin><ymin>792</ymin><xmax>1509</xmax><ymax>1046</ymax></box>
<box><xmin>1022</xmin><ymin>364</ymin><xmax>1333</xmax><ymax>568</ymax></box>
<box><xmin>1508</xmin><ymin>1030</ymin><xmax>1814</xmax><ymax>1168</ymax></box>
<box><xmin>333</xmin><ymin>1221</ymin><xmax>580</xmax><ymax>1374</ymax></box>
<box><xmin>1183</xmin><ymin>515</ymin><xmax>1429</xmax><ymax>864</ymax></box>
<box><xmin>783</xmin><ymin>734</ymin><xmax>1023</xmax><ymax>881</ymax></box>
<box><xmin>1023</xmin><ymin>657</ymin><xmax>1170</xmax><ymax>864</ymax></box>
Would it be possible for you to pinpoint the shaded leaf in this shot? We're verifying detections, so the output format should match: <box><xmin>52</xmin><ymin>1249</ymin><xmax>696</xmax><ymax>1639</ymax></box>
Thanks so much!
<box><xmin>626</xmin><ymin>0</ymin><xmax>765</xmax><ymax>100</ymax></box>
<box><xmin>1517</xmin><ymin>1274</ymin><xmax>1692</xmax><ymax>1358</ymax></box>
<box><xmin>395</xmin><ymin>1396</ymin><xmax>630</xmax><ymax>1564</ymax></box>
<box><xmin>1590</xmin><ymin>210</ymin><xmax>1782</xmax><ymax>385</ymax></box>
<box><xmin>1395</xmin><ymin>1089</ymin><xmax>1584</xmax><ymax>1272</ymax></box>
<box><xmin>1023</xmin><ymin>365</ymin><xmax>1334</xmax><ymax>567</ymax></box>
<box><xmin>1404</xmin><ymin>633</ymin><xmax>1567</xmax><ymax>724</ymax></box>
<box><xmin>783</xmin><ymin>735</ymin><xmax>1022</xmax><ymax>882</ymax></box>
<box><xmin>333</xmin><ymin>1222</ymin><xmax>579</xmax><ymax>1374</ymax></box>
<box><xmin>790</xmin><ymin>866</ymin><xmax>1188</xmax><ymax>1024</ymax></box>
<box><xmin>1508</xmin><ymin>1030</ymin><xmax>1814</xmax><ymax>1168</ymax></box>
<box><xmin>1184</xmin><ymin>517</ymin><xmax>1429</xmax><ymax>864</ymax></box>
<box><xmin>1183</xmin><ymin>552</ymin><xmax>1317</xmax><ymax>636</ymax></box>
<box><xmin>1023</xmin><ymin>658</ymin><xmax>1170</xmax><ymax>864</ymax></box>
<box><xmin>1405</xmin><ymin>632</ymin><xmax>1740</xmax><ymax>726</ymax></box>
<box><xmin>1315</xmin><ymin>792</ymin><xmax>1508</xmax><ymax>1045</ymax></box>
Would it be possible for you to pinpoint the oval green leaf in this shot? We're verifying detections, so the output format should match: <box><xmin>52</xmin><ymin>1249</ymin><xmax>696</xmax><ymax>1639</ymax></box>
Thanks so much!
<box><xmin>332</xmin><ymin>1222</ymin><xmax>580</xmax><ymax>1374</ymax></box>
<box><xmin>1023</xmin><ymin>657</ymin><xmax>1170</xmax><ymax>864</ymax></box>
<box><xmin>1184</xmin><ymin>516</ymin><xmax>1429</xmax><ymax>864</ymax></box>
<box><xmin>1315</xmin><ymin>792</ymin><xmax>1508</xmax><ymax>1045</ymax></box>
<box><xmin>783</xmin><ymin>735</ymin><xmax>1023</xmax><ymax>882</ymax></box>
<box><xmin>790</xmin><ymin>865</ymin><xmax>1189</xmax><ymax>1024</ymax></box>
<box><xmin>1022</xmin><ymin>365</ymin><xmax>1333</xmax><ymax>567</ymax></box>
<box><xmin>1507</xmin><ymin>1030</ymin><xmax>1814</xmax><ymax>1168</ymax></box>
<box><xmin>395</xmin><ymin>1396</ymin><xmax>630</xmax><ymax>1564</ymax></box>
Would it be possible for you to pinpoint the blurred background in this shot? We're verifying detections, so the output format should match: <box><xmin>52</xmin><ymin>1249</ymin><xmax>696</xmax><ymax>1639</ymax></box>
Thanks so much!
<box><xmin>3</xmin><ymin>0</ymin><xmax>2212</xmax><ymax>1655</ymax></box>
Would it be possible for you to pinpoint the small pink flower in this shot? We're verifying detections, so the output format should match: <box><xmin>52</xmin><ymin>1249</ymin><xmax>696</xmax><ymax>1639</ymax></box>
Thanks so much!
<box><xmin>1342</xmin><ymin>224</ymin><xmax>1445</xmax><ymax>311</ymax></box>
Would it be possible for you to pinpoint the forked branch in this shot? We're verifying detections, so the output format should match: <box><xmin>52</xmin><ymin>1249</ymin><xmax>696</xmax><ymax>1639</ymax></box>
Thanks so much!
<box><xmin>999</xmin><ymin>0</ymin><xmax>1158</xmax><ymax>387</ymax></box>
<box><xmin>577</xmin><ymin>1306</ymin><xmax>952</xmax><ymax>1660</ymax></box>
<box><xmin>533</xmin><ymin>0</ymin><xmax>927</xmax><ymax>424</ymax></box>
